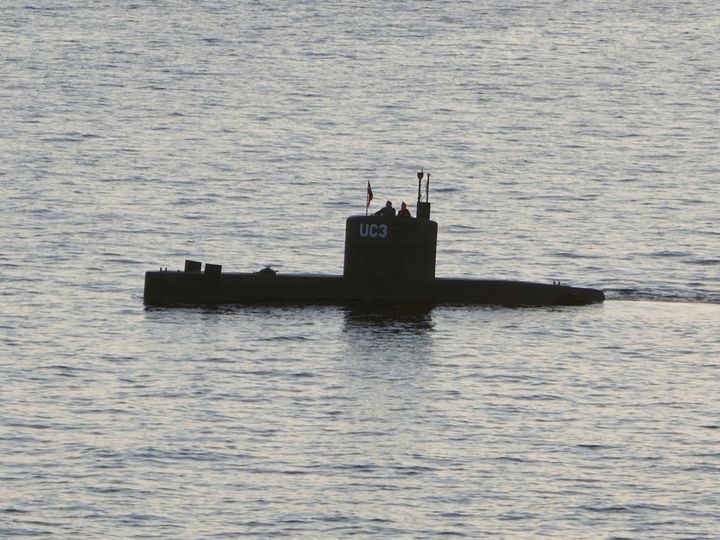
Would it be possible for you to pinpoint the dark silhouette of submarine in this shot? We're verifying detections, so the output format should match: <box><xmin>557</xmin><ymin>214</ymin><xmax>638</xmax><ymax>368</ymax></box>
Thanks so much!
<box><xmin>144</xmin><ymin>171</ymin><xmax>604</xmax><ymax>307</ymax></box>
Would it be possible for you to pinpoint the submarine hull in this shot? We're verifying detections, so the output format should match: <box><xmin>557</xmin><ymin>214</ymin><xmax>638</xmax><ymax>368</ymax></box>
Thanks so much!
<box><xmin>143</xmin><ymin>271</ymin><xmax>604</xmax><ymax>307</ymax></box>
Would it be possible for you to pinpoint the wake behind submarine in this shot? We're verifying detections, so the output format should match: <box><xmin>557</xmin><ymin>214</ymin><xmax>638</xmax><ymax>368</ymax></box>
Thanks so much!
<box><xmin>143</xmin><ymin>171</ymin><xmax>605</xmax><ymax>307</ymax></box>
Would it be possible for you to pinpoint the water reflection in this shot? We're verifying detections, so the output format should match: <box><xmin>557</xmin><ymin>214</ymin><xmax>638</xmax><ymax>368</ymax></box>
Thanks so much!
<box><xmin>342</xmin><ymin>305</ymin><xmax>435</xmax><ymax>334</ymax></box>
<box><xmin>336</xmin><ymin>307</ymin><xmax>436</xmax><ymax>460</ymax></box>
<box><xmin>340</xmin><ymin>306</ymin><xmax>435</xmax><ymax>376</ymax></box>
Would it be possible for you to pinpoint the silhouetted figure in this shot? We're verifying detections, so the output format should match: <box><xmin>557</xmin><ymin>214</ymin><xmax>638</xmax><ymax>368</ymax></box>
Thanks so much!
<box><xmin>375</xmin><ymin>200</ymin><xmax>396</xmax><ymax>216</ymax></box>
<box><xmin>398</xmin><ymin>202</ymin><xmax>411</xmax><ymax>217</ymax></box>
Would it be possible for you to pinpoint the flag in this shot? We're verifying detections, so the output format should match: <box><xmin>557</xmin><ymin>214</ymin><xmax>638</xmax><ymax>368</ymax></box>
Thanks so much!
<box><xmin>366</xmin><ymin>181</ymin><xmax>373</xmax><ymax>210</ymax></box>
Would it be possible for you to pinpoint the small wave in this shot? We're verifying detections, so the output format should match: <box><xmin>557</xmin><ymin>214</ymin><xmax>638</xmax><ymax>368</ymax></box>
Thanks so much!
<box><xmin>1</xmin><ymin>508</ymin><xmax>30</xmax><ymax>514</ymax></box>
<box><xmin>41</xmin><ymin>133</ymin><xmax>89</xmax><ymax>143</ymax></box>
<box><xmin>260</xmin><ymin>335</ymin><xmax>309</xmax><ymax>342</ymax></box>
<box><xmin>649</xmin><ymin>250</ymin><xmax>691</xmax><ymax>258</ymax></box>
<box><xmin>580</xmin><ymin>503</ymin><xmax>667</xmax><ymax>514</ymax></box>
<box><xmin>605</xmin><ymin>288</ymin><xmax>720</xmax><ymax>305</ymax></box>
<box><xmin>549</xmin><ymin>251</ymin><xmax>601</xmax><ymax>259</ymax></box>
<box><xmin>493</xmin><ymin>456</ymin><xmax>531</xmax><ymax>463</ymax></box>
<box><xmin>447</xmin><ymin>224</ymin><xmax>479</xmax><ymax>232</ymax></box>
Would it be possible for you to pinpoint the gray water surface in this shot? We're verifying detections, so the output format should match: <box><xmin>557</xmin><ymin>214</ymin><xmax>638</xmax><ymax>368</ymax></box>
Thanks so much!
<box><xmin>2</xmin><ymin>1</ymin><xmax>719</xmax><ymax>538</ymax></box>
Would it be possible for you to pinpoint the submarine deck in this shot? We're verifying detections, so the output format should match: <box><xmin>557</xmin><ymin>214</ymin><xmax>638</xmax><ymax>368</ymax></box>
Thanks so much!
<box><xmin>143</xmin><ymin>271</ymin><xmax>605</xmax><ymax>307</ymax></box>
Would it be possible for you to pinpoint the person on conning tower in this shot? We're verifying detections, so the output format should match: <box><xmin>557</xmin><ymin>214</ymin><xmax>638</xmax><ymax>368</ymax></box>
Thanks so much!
<box><xmin>375</xmin><ymin>200</ymin><xmax>396</xmax><ymax>217</ymax></box>
<box><xmin>398</xmin><ymin>202</ymin><xmax>411</xmax><ymax>217</ymax></box>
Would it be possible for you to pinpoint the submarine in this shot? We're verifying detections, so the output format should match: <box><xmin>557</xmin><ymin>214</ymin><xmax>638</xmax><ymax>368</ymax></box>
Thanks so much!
<box><xmin>143</xmin><ymin>171</ymin><xmax>604</xmax><ymax>307</ymax></box>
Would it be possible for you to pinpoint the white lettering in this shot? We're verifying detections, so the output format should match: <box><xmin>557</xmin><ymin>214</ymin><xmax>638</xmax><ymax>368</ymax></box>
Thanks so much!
<box><xmin>359</xmin><ymin>222</ymin><xmax>389</xmax><ymax>239</ymax></box>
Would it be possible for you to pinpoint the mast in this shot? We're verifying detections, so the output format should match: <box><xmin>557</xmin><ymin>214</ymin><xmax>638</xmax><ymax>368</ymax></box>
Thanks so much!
<box><xmin>417</xmin><ymin>168</ymin><xmax>423</xmax><ymax>204</ymax></box>
<box><xmin>416</xmin><ymin>169</ymin><xmax>432</xmax><ymax>220</ymax></box>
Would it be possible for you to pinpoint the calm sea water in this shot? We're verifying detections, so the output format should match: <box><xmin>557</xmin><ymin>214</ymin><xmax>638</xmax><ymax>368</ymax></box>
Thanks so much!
<box><xmin>2</xmin><ymin>1</ymin><xmax>719</xmax><ymax>538</ymax></box>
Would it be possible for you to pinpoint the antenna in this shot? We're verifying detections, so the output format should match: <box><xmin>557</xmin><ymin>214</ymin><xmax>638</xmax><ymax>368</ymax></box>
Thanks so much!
<box><xmin>417</xmin><ymin>168</ymin><xmax>424</xmax><ymax>203</ymax></box>
<box><xmin>415</xmin><ymin>168</ymin><xmax>432</xmax><ymax>220</ymax></box>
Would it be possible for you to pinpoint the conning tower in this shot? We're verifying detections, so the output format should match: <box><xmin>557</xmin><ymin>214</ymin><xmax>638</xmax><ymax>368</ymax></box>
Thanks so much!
<box><xmin>343</xmin><ymin>171</ymin><xmax>438</xmax><ymax>284</ymax></box>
